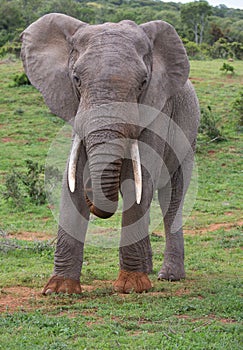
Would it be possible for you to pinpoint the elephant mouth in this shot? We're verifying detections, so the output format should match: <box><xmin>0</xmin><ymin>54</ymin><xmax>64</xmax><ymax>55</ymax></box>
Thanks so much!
<box><xmin>84</xmin><ymin>177</ymin><xmax>114</xmax><ymax>219</ymax></box>
<box><xmin>68</xmin><ymin>134</ymin><xmax>142</xmax><ymax>219</ymax></box>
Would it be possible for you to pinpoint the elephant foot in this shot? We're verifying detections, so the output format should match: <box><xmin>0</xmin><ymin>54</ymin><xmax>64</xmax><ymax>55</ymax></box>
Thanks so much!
<box><xmin>113</xmin><ymin>270</ymin><xmax>152</xmax><ymax>294</ymax></box>
<box><xmin>158</xmin><ymin>260</ymin><xmax>185</xmax><ymax>281</ymax></box>
<box><xmin>42</xmin><ymin>275</ymin><xmax>82</xmax><ymax>295</ymax></box>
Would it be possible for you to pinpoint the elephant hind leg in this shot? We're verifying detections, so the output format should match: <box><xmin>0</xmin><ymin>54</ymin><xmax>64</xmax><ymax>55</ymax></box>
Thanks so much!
<box><xmin>158</xmin><ymin>167</ymin><xmax>185</xmax><ymax>281</ymax></box>
<box><xmin>158</xmin><ymin>154</ymin><xmax>194</xmax><ymax>281</ymax></box>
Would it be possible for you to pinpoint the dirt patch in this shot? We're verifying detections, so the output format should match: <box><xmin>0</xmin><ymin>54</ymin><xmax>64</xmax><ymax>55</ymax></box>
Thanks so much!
<box><xmin>219</xmin><ymin>318</ymin><xmax>237</xmax><ymax>324</ymax></box>
<box><xmin>0</xmin><ymin>282</ymin><xmax>194</xmax><ymax>314</ymax></box>
<box><xmin>152</xmin><ymin>220</ymin><xmax>242</xmax><ymax>237</ymax></box>
<box><xmin>0</xmin><ymin>287</ymin><xmax>42</xmax><ymax>313</ymax></box>
<box><xmin>152</xmin><ymin>219</ymin><xmax>243</xmax><ymax>241</ymax></box>
<box><xmin>37</xmin><ymin>138</ymin><xmax>48</xmax><ymax>142</ymax></box>
<box><xmin>82</xmin><ymin>285</ymin><xmax>97</xmax><ymax>292</ymax></box>
<box><xmin>88</xmin><ymin>227</ymin><xmax>119</xmax><ymax>235</ymax></box>
<box><xmin>184</xmin><ymin>220</ymin><xmax>243</xmax><ymax>236</ymax></box>
<box><xmin>176</xmin><ymin>314</ymin><xmax>191</xmax><ymax>319</ymax></box>
<box><xmin>1</xmin><ymin>137</ymin><xmax>28</xmax><ymax>144</ymax></box>
<box><xmin>202</xmin><ymin>314</ymin><xmax>237</xmax><ymax>324</ymax></box>
<box><xmin>207</xmin><ymin>150</ymin><xmax>216</xmax><ymax>155</ymax></box>
<box><xmin>7</xmin><ymin>231</ymin><xmax>54</xmax><ymax>241</ymax></box>
<box><xmin>1</xmin><ymin>137</ymin><xmax>14</xmax><ymax>143</ymax></box>
<box><xmin>0</xmin><ymin>280</ymin><xmax>113</xmax><ymax>313</ymax></box>
<box><xmin>224</xmin><ymin>212</ymin><xmax>234</xmax><ymax>216</ymax></box>
<box><xmin>189</xmin><ymin>77</ymin><xmax>204</xmax><ymax>82</ymax></box>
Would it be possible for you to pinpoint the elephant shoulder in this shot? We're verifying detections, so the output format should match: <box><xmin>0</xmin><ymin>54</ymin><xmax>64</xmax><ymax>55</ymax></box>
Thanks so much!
<box><xmin>173</xmin><ymin>80</ymin><xmax>200</xmax><ymax>125</ymax></box>
<box><xmin>167</xmin><ymin>80</ymin><xmax>200</xmax><ymax>144</ymax></box>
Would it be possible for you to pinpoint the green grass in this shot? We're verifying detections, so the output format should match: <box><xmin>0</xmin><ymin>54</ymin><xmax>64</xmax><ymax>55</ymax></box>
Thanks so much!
<box><xmin>0</xmin><ymin>58</ymin><xmax>242</xmax><ymax>349</ymax></box>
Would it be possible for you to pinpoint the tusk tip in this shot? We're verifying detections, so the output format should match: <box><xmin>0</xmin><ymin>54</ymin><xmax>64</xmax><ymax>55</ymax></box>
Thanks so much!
<box><xmin>68</xmin><ymin>178</ymin><xmax>75</xmax><ymax>193</ymax></box>
<box><xmin>136</xmin><ymin>194</ymin><xmax>142</xmax><ymax>205</ymax></box>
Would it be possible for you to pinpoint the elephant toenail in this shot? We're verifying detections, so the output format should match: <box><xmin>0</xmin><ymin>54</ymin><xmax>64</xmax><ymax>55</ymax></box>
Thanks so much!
<box><xmin>44</xmin><ymin>289</ymin><xmax>53</xmax><ymax>295</ymax></box>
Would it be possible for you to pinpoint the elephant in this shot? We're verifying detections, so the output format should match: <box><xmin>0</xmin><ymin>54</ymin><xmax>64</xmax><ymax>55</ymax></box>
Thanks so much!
<box><xmin>21</xmin><ymin>13</ymin><xmax>200</xmax><ymax>294</ymax></box>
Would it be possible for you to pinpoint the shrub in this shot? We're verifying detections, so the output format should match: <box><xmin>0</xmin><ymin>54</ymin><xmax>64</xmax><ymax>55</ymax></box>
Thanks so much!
<box><xmin>199</xmin><ymin>106</ymin><xmax>225</xmax><ymax>142</ymax></box>
<box><xmin>12</xmin><ymin>72</ymin><xmax>30</xmax><ymax>86</ymax></box>
<box><xmin>232</xmin><ymin>89</ymin><xmax>243</xmax><ymax>128</ymax></box>
<box><xmin>0</xmin><ymin>40</ymin><xmax>21</xmax><ymax>57</ymax></box>
<box><xmin>230</xmin><ymin>41</ymin><xmax>243</xmax><ymax>60</ymax></box>
<box><xmin>211</xmin><ymin>39</ymin><xmax>232</xmax><ymax>59</ymax></box>
<box><xmin>184</xmin><ymin>41</ymin><xmax>201</xmax><ymax>58</ymax></box>
<box><xmin>199</xmin><ymin>43</ymin><xmax>212</xmax><ymax>59</ymax></box>
<box><xmin>21</xmin><ymin>160</ymin><xmax>47</xmax><ymax>205</ymax></box>
<box><xmin>2</xmin><ymin>170</ymin><xmax>24</xmax><ymax>207</ymax></box>
<box><xmin>220</xmin><ymin>62</ymin><xmax>235</xmax><ymax>74</ymax></box>
<box><xmin>2</xmin><ymin>161</ymin><xmax>62</xmax><ymax>207</ymax></box>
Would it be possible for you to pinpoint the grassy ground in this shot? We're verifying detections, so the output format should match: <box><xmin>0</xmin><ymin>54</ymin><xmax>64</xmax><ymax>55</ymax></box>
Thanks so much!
<box><xmin>0</xmin><ymin>58</ymin><xmax>242</xmax><ymax>349</ymax></box>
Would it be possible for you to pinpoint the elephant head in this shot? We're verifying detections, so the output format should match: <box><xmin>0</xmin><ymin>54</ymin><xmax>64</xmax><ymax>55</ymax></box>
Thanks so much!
<box><xmin>21</xmin><ymin>13</ymin><xmax>189</xmax><ymax>219</ymax></box>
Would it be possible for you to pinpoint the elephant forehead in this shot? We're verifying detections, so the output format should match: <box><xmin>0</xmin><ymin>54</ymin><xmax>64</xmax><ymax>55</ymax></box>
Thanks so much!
<box><xmin>73</xmin><ymin>22</ymin><xmax>151</xmax><ymax>54</ymax></box>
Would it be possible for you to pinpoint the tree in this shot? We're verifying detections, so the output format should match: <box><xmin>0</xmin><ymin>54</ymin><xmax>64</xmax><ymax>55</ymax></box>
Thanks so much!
<box><xmin>229</xmin><ymin>20</ymin><xmax>243</xmax><ymax>43</ymax></box>
<box><xmin>209</xmin><ymin>22</ymin><xmax>224</xmax><ymax>44</ymax></box>
<box><xmin>153</xmin><ymin>10</ymin><xmax>181</xmax><ymax>29</ymax></box>
<box><xmin>0</xmin><ymin>0</ymin><xmax>24</xmax><ymax>46</ymax></box>
<box><xmin>39</xmin><ymin>0</ymin><xmax>84</xmax><ymax>19</ymax></box>
<box><xmin>181</xmin><ymin>0</ymin><xmax>212</xmax><ymax>44</ymax></box>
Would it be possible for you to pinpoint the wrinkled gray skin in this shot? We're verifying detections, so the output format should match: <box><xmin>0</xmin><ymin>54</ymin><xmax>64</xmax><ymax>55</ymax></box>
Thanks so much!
<box><xmin>21</xmin><ymin>14</ymin><xmax>200</xmax><ymax>290</ymax></box>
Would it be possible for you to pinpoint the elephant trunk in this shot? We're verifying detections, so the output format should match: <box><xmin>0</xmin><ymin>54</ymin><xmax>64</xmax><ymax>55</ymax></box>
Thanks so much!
<box><xmin>84</xmin><ymin>130</ymin><xmax>125</xmax><ymax>219</ymax></box>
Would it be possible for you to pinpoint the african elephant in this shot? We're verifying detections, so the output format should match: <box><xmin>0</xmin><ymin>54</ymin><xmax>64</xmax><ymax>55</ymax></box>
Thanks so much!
<box><xmin>21</xmin><ymin>13</ymin><xmax>200</xmax><ymax>294</ymax></box>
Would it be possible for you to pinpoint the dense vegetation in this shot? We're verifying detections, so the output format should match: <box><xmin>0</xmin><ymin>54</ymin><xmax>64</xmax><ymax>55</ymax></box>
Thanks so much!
<box><xmin>0</xmin><ymin>0</ymin><xmax>242</xmax><ymax>59</ymax></box>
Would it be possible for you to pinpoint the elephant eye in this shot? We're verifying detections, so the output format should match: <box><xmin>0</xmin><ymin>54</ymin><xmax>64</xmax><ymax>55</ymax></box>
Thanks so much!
<box><xmin>139</xmin><ymin>76</ymin><xmax>148</xmax><ymax>92</ymax></box>
<box><xmin>73</xmin><ymin>75</ymin><xmax>81</xmax><ymax>88</ymax></box>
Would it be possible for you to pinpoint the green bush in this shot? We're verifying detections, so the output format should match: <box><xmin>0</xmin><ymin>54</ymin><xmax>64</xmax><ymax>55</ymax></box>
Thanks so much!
<box><xmin>199</xmin><ymin>105</ymin><xmax>225</xmax><ymax>142</ymax></box>
<box><xmin>0</xmin><ymin>40</ymin><xmax>21</xmax><ymax>57</ymax></box>
<box><xmin>220</xmin><ymin>62</ymin><xmax>235</xmax><ymax>74</ymax></box>
<box><xmin>199</xmin><ymin>43</ymin><xmax>212</xmax><ymax>59</ymax></box>
<box><xmin>183</xmin><ymin>41</ymin><xmax>213</xmax><ymax>60</ymax></box>
<box><xmin>232</xmin><ymin>89</ymin><xmax>243</xmax><ymax>127</ymax></box>
<box><xmin>211</xmin><ymin>39</ymin><xmax>232</xmax><ymax>59</ymax></box>
<box><xmin>184</xmin><ymin>41</ymin><xmax>201</xmax><ymax>58</ymax></box>
<box><xmin>2</xmin><ymin>160</ymin><xmax>62</xmax><ymax>207</ymax></box>
<box><xmin>12</xmin><ymin>72</ymin><xmax>30</xmax><ymax>86</ymax></box>
<box><xmin>2</xmin><ymin>170</ymin><xmax>24</xmax><ymax>207</ymax></box>
<box><xmin>210</xmin><ymin>39</ymin><xmax>243</xmax><ymax>60</ymax></box>
<box><xmin>183</xmin><ymin>39</ymin><xmax>243</xmax><ymax>60</ymax></box>
<box><xmin>21</xmin><ymin>160</ymin><xmax>47</xmax><ymax>205</ymax></box>
<box><xmin>230</xmin><ymin>41</ymin><xmax>243</xmax><ymax>60</ymax></box>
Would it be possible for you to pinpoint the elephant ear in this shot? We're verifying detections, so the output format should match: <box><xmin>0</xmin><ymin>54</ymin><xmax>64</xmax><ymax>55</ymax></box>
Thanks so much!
<box><xmin>140</xmin><ymin>20</ymin><xmax>189</xmax><ymax>111</ymax></box>
<box><xmin>21</xmin><ymin>13</ymin><xmax>87</xmax><ymax>121</ymax></box>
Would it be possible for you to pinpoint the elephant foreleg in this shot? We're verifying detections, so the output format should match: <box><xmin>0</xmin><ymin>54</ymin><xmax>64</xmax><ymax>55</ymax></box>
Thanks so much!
<box><xmin>42</xmin><ymin>146</ymin><xmax>90</xmax><ymax>295</ymax></box>
<box><xmin>114</xmin><ymin>170</ymin><xmax>153</xmax><ymax>293</ymax></box>
<box><xmin>114</xmin><ymin>217</ymin><xmax>153</xmax><ymax>293</ymax></box>
<box><xmin>42</xmin><ymin>227</ymin><xmax>84</xmax><ymax>295</ymax></box>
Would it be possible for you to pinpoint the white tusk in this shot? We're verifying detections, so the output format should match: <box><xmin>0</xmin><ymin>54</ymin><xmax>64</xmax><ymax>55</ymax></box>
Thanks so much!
<box><xmin>131</xmin><ymin>140</ymin><xmax>142</xmax><ymax>204</ymax></box>
<box><xmin>68</xmin><ymin>134</ymin><xmax>82</xmax><ymax>193</ymax></box>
